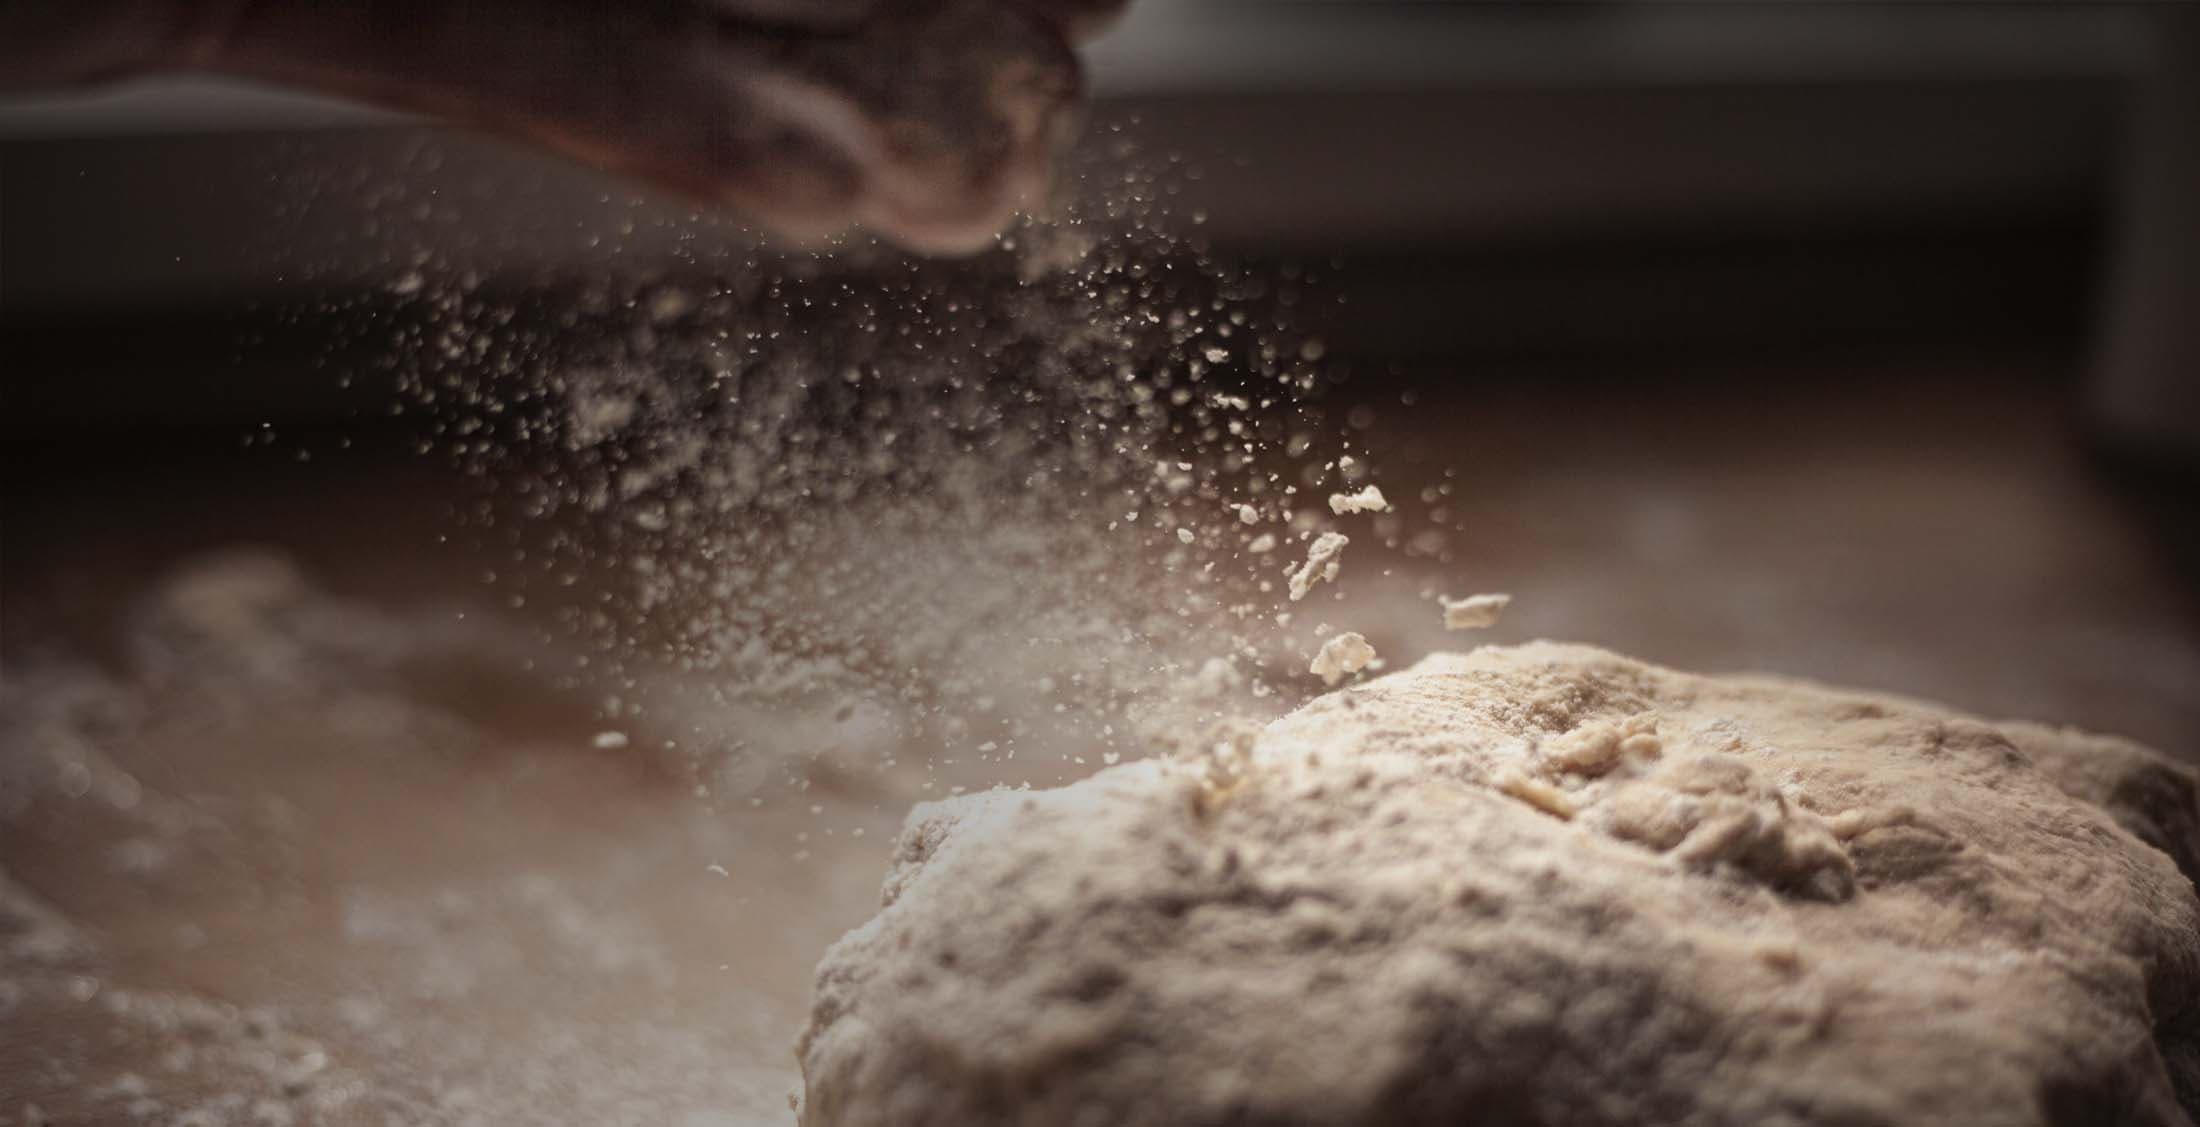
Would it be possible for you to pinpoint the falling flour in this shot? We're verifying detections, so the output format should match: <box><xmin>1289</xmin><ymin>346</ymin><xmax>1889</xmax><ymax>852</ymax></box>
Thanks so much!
<box><xmin>1440</xmin><ymin>592</ymin><xmax>1510</xmax><ymax>630</ymax></box>
<box><xmin>1307</xmin><ymin>631</ymin><xmax>1376</xmax><ymax>686</ymax></box>
<box><xmin>1327</xmin><ymin>485</ymin><xmax>1391</xmax><ymax>515</ymax></box>
<box><xmin>1287</xmin><ymin>533</ymin><xmax>1350</xmax><ymax>602</ymax></box>
<box><xmin>3</xmin><ymin>131</ymin><xmax>1478</xmax><ymax>1127</ymax></box>
<box><xmin>364</xmin><ymin>155</ymin><xmax>1401</xmax><ymax>780</ymax></box>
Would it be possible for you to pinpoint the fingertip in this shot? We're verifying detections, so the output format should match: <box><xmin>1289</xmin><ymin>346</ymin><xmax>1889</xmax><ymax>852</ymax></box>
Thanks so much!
<box><xmin>868</xmin><ymin>218</ymin><xmax>1015</xmax><ymax>258</ymax></box>
<box><xmin>1015</xmin><ymin>0</ymin><xmax>1132</xmax><ymax>45</ymax></box>
<box><xmin>856</xmin><ymin>122</ymin><xmax>1062</xmax><ymax>257</ymax></box>
<box><xmin>693</xmin><ymin>0</ymin><xmax>1095</xmax><ymax>256</ymax></box>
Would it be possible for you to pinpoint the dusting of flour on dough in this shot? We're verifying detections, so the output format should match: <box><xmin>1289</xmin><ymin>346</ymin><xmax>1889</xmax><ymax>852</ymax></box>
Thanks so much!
<box><xmin>798</xmin><ymin>643</ymin><xmax>2200</xmax><ymax>1127</ymax></box>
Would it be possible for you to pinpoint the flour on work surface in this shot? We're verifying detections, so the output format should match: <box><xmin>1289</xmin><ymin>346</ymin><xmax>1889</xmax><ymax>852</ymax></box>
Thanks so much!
<box><xmin>1441</xmin><ymin>591</ymin><xmax>1510</xmax><ymax>629</ymax></box>
<box><xmin>1288</xmin><ymin>533</ymin><xmax>1349</xmax><ymax>602</ymax></box>
<box><xmin>1307</xmin><ymin>631</ymin><xmax>1376</xmax><ymax>686</ymax></box>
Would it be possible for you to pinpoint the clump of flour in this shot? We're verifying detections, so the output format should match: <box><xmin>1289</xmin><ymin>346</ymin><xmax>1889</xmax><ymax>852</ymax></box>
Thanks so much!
<box><xmin>1287</xmin><ymin>532</ymin><xmax>1350</xmax><ymax>603</ymax></box>
<box><xmin>1440</xmin><ymin>591</ymin><xmax>1510</xmax><ymax>630</ymax></box>
<box><xmin>1327</xmin><ymin>485</ymin><xmax>1389</xmax><ymax>514</ymax></box>
<box><xmin>1307</xmin><ymin>631</ymin><xmax>1375</xmax><ymax>686</ymax></box>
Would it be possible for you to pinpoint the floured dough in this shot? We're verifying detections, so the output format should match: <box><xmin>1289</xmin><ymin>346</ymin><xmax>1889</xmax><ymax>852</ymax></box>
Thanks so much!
<box><xmin>798</xmin><ymin>643</ymin><xmax>2200</xmax><ymax>1127</ymax></box>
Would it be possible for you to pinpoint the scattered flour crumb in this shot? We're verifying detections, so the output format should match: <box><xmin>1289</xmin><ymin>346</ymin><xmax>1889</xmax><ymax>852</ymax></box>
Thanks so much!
<box><xmin>1439</xmin><ymin>592</ymin><xmax>1511</xmax><ymax>630</ymax></box>
<box><xmin>1327</xmin><ymin>486</ymin><xmax>1391</xmax><ymax>515</ymax></box>
<box><xmin>592</xmin><ymin>731</ymin><xmax>630</xmax><ymax>750</ymax></box>
<box><xmin>1308</xmin><ymin>632</ymin><xmax>1376</xmax><ymax>686</ymax></box>
<box><xmin>1235</xmin><ymin>504</ymin><xmax>1260</xmax><ymax>525</ymax></box>
<box><xmin>1247</xmin><ymin>533</ymin><xmax>1278</xmax><ymax>554</ymax></box>
<box><xmin>1491</xmin><ymin>768</ymin><xmax>1576</xmax><ymax>820</ymax></box>
<box><xmin>1288</xmin><ymin>533</ymin><xmax>1350</xmax><ymax>602</ymax></box>
<box><xmin>1175</xmin><ymin>528</ymin><xmax>1196</xmax><ymax>545</ymax></box>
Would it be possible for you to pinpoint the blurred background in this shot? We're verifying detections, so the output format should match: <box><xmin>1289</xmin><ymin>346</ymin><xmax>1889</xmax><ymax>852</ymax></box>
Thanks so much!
<box><xmin>5</xmin><ymin>3</ymin><xmax>2199</xmax><ymax>1124</ymax></box>
<box><xmin>9</xmin><ymin>0</ymin><xmax>2199</xmax><ymax>731</ymax></box>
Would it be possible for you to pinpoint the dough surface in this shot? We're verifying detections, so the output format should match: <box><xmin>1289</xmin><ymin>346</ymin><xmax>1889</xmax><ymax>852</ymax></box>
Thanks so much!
<box><xmin>798</xmin><ymin>643</ymin><xmax>2200</xmax><ymax>1127</ymax></box>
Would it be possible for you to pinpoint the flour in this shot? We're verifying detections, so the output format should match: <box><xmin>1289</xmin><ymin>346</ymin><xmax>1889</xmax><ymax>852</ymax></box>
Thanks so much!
<box><xmin>374</xmin><ymin>148</ymin><xmax>1402</xmax><ymax>779</ymax></box>
<box><xmin>1287</xmin><ymin>532</ymin><xmax>1349</xmax><ymax>602</ymax></box>
<box><xmin>1307</xmin><ymin>631</ymin><xmax>1375</xmax><ymax>686</ymax></box>
<box><xmin>1440</xmin><ymin>591</ymin><xmax>1510</xmax><ymax>629</ymax></box>
<box><xmin>1326</xmin><ymin>485</ymin><xmax>1390</xmax><ymax>515</ymax></box>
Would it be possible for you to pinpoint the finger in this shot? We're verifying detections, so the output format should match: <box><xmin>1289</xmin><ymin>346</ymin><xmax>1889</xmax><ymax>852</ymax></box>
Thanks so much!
<box><xmin>208</xmin><ymin>0</ymin><xmax>872</xmax><ymax>238</ymax></box>
<box><xmin>1010</xmin><ymin>0</ymin><xmax>1131</xmax><ymax>45</ymax></box>
<box><xmin>741</xmin><ymin>0</ymin><xmax>1084</xmax><ymax>252</ymax></box>
<box><xmin>204</xmin><ymin>0</ymin><xmax>1084</xmax><ymax>253</ymax></box>
<box><xmin>705</xmin><ymin>0</ymin><xmax>881</xmax><ymax>33</ymax></box>
<box><xmin>618</xmin><ymin>109</ymin><xmax>870</xmax><ymax>246</ymax></box>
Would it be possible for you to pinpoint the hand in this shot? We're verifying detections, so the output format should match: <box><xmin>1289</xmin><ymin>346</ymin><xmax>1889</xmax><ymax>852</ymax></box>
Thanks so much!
<box><xmin>4</xmin><ymin>0</ymin><xmax>1126</xmax><ymax>252</ymax></box>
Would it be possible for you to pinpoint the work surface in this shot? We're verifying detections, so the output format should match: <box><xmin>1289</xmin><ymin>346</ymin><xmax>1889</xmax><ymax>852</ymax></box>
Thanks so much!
<box><xmin>4</xmin><ymin>353</ymin><xmax>2197</xmax><ymax>1123</ymax></box>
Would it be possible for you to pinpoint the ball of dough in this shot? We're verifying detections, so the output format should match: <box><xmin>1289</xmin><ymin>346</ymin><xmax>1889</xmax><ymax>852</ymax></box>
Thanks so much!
<box><xmin>798</xmin><ymin>643</ymin><xmax>2200</xmax><ymax>1127</ymax></box>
